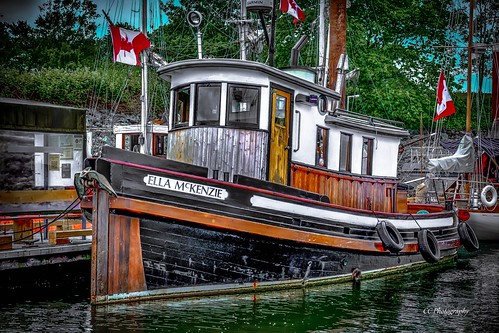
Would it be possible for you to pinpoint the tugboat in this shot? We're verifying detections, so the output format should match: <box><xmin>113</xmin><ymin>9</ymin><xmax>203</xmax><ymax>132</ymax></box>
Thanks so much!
<box><xmin>77</xmin><ymin>0</ymin><xmax>475</xmax><ymax>305</ymax></box>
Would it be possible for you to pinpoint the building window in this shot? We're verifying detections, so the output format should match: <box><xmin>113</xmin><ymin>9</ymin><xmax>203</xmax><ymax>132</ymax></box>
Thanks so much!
<box><xmin>173</xmin><ymin>86</ymin><xmax>190</xmax><ymax>128</ymax></box>
<box><xmin>153</xmin><ymin>134</ymin><xmax>168</xmax><ymax>157</ymax></box>
<box><xmin>339</xmin><ymin>133</ymin><xmax>352</xmax><ymax>172</ymax></box>
<box><xmin>362</xmin><ymin>137</ymin><xmax>374</xmax><ymax>175</ymax></box>
<box><xmin>123</xmin><ymin>134</ymin><xmax>140</xmax><ymax>152</ymax></box>
<box><xmin>316</xmin><ymin>126</ymin><xmax>328</xmax><ymax>167</ymax></box>
<box><xmin>227</xmin><ymin>85</ymin><xmax>259</xmax><ymax>127</ymax></box>
<box><xmin>195</xmin><ymin>84</ymin><xmax>221</xmax><ymax>125</ymax></box>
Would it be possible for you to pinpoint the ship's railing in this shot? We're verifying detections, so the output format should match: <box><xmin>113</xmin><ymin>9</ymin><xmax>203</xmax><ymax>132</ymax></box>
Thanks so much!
<box><xmin>407</xmin><ymin>174</ymin><xmax>498</xmax><ymax>210</ymax></box>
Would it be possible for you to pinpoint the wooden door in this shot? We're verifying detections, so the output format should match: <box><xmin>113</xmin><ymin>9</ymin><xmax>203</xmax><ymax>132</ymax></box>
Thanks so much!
<box><xmin>269</xmin><ymin>89</ymin><xmax>291</xmax><ymax>184</ymax></box>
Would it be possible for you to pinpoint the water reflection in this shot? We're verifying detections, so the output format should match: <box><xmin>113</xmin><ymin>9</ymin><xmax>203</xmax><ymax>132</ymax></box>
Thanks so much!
<box><xmin>1</xmin><ymin>243</ymin><xmax>498</xmax><ymax>333</ymax></box>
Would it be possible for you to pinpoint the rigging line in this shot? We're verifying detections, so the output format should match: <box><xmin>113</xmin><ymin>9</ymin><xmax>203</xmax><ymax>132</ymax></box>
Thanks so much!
<box><xmin>110</xmin><ymin>66</ymin><xmax>134</xmax><ymax>119</ymax></box>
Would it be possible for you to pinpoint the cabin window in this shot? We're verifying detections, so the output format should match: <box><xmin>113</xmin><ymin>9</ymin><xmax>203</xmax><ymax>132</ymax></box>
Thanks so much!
<box><xmin>227</xmin><ymin>85</ymin><xmax>259</xmax><ymax>127</ymax></box>
<box><xmin>316</xmin><ymin>126</ymin><xmax>328</xmax><ymax>168</ymax></box>
<box><xmin>275</xmin><ymin>95</ymin><xmax>287</xmax><ymax>126</ymax></box>
<box><xmin>361</xmin><ymin>137</ymin><xmax>374</xmax><ymax>175</ymax></box>
<box><xmin>195</xmin><ymin>84</ymin><xmax>221</xmax><ymax>125</ymax></box>
<box><xmin>174</xmin><ymin>86</ymin><xmax>190</xmax><ymax>128</ymax></box>
<box><xmin>339</xmin><ymin>133</ymin><xmax>352</xmax><ymax>172</ymax></box>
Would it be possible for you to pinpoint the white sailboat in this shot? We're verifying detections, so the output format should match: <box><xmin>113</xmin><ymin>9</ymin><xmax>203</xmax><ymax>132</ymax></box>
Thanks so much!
<box><xmin>407</xmin><ymin>0</ymin><xmax>499</xmax><ymax>241</ymax></box>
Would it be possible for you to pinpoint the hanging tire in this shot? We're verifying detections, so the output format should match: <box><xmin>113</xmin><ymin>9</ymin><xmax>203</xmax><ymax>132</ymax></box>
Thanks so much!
<box><xmin>376</xmin><ymin>220</ymin><xmax>404</xmax><ymax>253</ymax></box>
<box><xmin>418</xmin><ymin>229</ymin><xmax>440</xmax><ymax>263</ymax></box>
<box><xmin>457</xmin><ymin>222</ymin><xmax>479</xmax><ymax>252</ymax></box>
<box><xmin>481</xmin><ymin>185</ymin><xmax>497</xmax><ymax>208</ymax></box>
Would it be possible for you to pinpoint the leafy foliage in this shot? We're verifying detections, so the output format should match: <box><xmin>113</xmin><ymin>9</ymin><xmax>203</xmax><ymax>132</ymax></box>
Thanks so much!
<box><xmin>0</xmin><ymin>0</ymin><xmax>495</xmax><ymax>131</ymax></box>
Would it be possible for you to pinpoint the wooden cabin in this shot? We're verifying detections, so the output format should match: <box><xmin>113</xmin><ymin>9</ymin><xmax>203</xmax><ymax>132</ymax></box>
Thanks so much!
<box><xmin>158</xmin><ymin>59</ymin><xmax>409</xmax><ymax>213</ymax></box>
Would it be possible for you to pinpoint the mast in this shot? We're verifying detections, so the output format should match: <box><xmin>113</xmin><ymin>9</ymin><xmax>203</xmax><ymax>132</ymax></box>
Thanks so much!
<box><xmin>318</xmin><ymin>0</ymin><xmax>326</xmax><ymax>86</ymax></box>
<box><xmin>140</xmin><ymin>0</ymin><xmax>150</xmax><ymax>154</ymax></box>
<box><xmin>465</xmin><ymin>0</ymin><xmax>474</xmax><ymax>133</ymax></box>
<box><xmin>240</xmin><ymin>1</ymin><xmax>247</xmax><ymax>60</ymax></box>
<box><xmin>492</xmin><ymin>44</ymin><xmax>499</xmax><ymax>135</ymax></box>
<box><xmin>327</xmin><ymin>0</ymin><xmax>346</xmax><ymax>107</ymax></box>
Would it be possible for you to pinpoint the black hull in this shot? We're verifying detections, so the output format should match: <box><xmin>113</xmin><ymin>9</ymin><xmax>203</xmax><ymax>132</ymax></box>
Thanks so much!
<box><xmin>140</xmin><ymin>217</ymin><xmax>455</xmax><ymax>290</ymax></box>
<box><xmin>84</xmin><ymin>147</ymin><xmax>463</xmax><ymax>304</ymax></box>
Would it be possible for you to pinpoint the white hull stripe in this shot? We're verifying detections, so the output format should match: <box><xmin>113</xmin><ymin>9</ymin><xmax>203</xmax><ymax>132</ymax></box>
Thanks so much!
<box><xmin>250</xmin><ymin>196</ymin><xmax>454</xmax><ymax>229</ymax></box>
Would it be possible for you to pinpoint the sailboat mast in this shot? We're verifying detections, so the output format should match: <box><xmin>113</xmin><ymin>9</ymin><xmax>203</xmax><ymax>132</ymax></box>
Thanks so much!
<box><xmin>466</xmin><ymin>0</ymin><xmax>474</xmax><ymax>133</ymax></box>
<box><xmin>140</xmin><ymin>0</ymin><xmax>149</xmax><ymax>154</ymax></box>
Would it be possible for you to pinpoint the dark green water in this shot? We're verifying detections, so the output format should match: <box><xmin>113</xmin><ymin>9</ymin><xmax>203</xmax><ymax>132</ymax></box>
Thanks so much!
<box><xmin>1</xmin><ymin>243</ymin><xmax>498</xmax><ymax>333</ymax></box>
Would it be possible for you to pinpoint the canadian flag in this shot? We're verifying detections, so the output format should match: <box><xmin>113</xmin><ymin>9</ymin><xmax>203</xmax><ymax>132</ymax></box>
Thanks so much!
<box><xmin>280</xmin><ymin>0</ymin><xmax>305</xmax><ymax>23</ymax></box>
<box><xmin>110</xmin><ymin>25</ymin><xmax>151</xmax><ymax>66</ymax></box>
<box><xmin>433</xmin><ymin>71</ymin><xmax>456</xmax><ymax>121</ymax></box>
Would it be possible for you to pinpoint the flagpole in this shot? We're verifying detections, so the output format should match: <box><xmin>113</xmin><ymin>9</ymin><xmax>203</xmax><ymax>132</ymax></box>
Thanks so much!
<box><xmin>102</xmin><ymin>10</ymin><xmax>114</xmax><ymax>26</ymax></box>
<box><xmin>140</xmin><ymin>0</ymin><xmax>150</xmax><ymax>155</ymax></box>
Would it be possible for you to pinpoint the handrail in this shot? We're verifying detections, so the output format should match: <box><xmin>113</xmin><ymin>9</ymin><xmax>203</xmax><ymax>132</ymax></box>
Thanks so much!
<box><xmin>294</xmin><ymin>109</ymin><xmax>301</xmax><ymax>152</ymax></box>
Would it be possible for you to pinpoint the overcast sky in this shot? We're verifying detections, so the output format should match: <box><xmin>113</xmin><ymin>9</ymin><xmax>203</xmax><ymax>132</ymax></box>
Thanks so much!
<box><xmin>0</xmin><ymin>0</ymin><xmax>46</xmax><ymax>23</ymax></box>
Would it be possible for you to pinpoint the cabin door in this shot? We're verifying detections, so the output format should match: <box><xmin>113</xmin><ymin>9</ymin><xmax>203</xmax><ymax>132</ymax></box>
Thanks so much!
<box><xmin>269</xmin><ymin>88</ymin><xmax>291</xmax><ymax>185</ymax></box>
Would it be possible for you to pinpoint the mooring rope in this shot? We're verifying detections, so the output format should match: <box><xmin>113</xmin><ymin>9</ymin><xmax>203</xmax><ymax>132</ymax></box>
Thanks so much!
<box><xmin>0</xmin><ymin>189</ymin><xmax>90</xmax><ymax>246</ymax></box>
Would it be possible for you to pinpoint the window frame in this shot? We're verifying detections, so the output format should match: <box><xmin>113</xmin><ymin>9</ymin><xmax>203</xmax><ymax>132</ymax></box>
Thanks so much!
<box><xmin>173</xmin><ymin>85</ymin><xmax>191</xmax><ymax>129</ymax></box>
<box><xmin>361</xmin><ymin>137</ymin><xmax>374</xmax><ymax>176</ymax></box>
<box><xmin>194</xmin><ymin>83</ymin><xmax>222</xmax><ymax>126</ymax></box>
<box><xmin>226</xmin><ymin>84</ymin><xmax>260</xmax><ymax>128</ymax></box>
<box><xmin>315</xmin><ymin>126</ymin><xmax>329</xmax><ymax>168</ymax></box>
<box><xmin>339</xmin><ymin>132</ymin><xmax>352</xmax><ymax>172</ymax></box>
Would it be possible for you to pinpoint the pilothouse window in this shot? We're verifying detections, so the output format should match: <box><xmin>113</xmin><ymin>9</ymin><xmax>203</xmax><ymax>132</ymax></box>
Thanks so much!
<box><xmin>196</xmin><ymin>84</ymin><xmax>221</xmax><ymax>125</ymax></box>
<box><xmin>228</xmin><ymin>85</ymin><xmax>259</xmax><ymax>127</ymax></box>
<box><xmin>174</xmin><ymin>86</ymin><xmax>190</xmax><ymax>128</ymax></box>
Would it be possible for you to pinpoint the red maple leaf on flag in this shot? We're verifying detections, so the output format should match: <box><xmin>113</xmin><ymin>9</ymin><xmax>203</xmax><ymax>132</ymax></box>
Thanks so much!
<box><xmin>110</xmin><ymin>25</ymin><xmax>151</xmax><ymax>66</ymax></box>
<box><xmin>119</xmin><ymin>35</ymin><xmax>133</xmax><ymax>53</ymax></box>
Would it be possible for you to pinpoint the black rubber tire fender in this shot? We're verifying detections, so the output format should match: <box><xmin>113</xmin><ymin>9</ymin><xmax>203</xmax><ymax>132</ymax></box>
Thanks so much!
<box><xmin>417</xmin><ymin>229</ymin><xmax>440</xmax><ymax>263</ymax></box>
<box><xmin>376</xmin><ymin>220</ymin><xmax>405</xmax><ymax>253</ymax></box>
<box><xmin>457</xmin><ymin>222</ymin><xmax>479</xmax><ymax>252</ymax></box>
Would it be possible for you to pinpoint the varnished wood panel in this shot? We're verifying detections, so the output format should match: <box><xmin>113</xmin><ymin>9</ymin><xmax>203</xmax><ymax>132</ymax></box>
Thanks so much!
<box><xmin>167</xmin><ymin>127</ymin><xmax>268</xmax><ymax>181</ymax></box>
<box><xmin>91</xmin><ymin>190</ymin><xmax>109</xmax><ymax>303</ymax></box>
<box><xmin>291</xmin><ymin>164</ymin><xmax>399</xmax><ymax>213</ymax></box>
<box><xmin>269</xmin><ymin>89</ymin><xmax>291</xmax><ymax>185</ymax></box>
<box><xmin>107</xmin><ymin>214</ymin><xmax>146</xmax><ymax>295</ymax></box>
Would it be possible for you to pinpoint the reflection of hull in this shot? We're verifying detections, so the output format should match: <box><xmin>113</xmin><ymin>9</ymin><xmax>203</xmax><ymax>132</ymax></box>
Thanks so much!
<box><xmin>466</xmin><ymin>212</ymin><xmax>499</xmax><ymax>241</ymax></box>
<box><xmin>83</xmin><ymin>147</ymin><xmax>461</xmax><ymax>305</ymax></box>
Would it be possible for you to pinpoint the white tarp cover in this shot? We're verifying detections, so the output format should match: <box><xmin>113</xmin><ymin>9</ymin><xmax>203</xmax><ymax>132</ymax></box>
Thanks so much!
<box><xmin>428</xmin><ymin>135</ymin><xmax>475</xmax><ymax>173</ymax></box>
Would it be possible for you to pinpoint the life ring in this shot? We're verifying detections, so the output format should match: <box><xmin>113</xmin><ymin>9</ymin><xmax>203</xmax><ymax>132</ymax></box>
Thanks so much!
<box><xmin>480</xmin><ymin>185</ymin><xmax>497</xmax><ymax>208</ymax></box>
<box><xmin>417</xmin><ymin>229</ymin><xmax>440</xmax><ymax>263</ymax></box>
<box><xmin>457</xmin><ymin>222</ymin><xmax>479</xmax><ymax>252</ymax></box>
<box><xmin>376</xmin><ymin>220</ymin><xmax>404</xmax><ymax>253</ymax></box>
